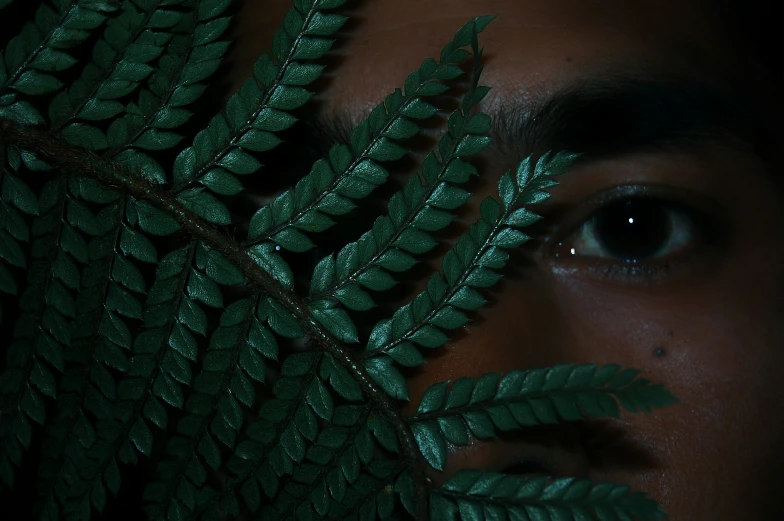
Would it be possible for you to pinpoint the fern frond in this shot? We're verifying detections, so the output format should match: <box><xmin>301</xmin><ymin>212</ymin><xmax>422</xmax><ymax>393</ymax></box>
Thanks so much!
<box><xmin>107</xmin><ymin>0</ymin><xmax>232</xmax><ymax>155</ymax></box>
<box><xmin>33</xmin><ymin>3</ymin><xmax>234</xmax><ymax>506</ymax></box>
<box><xmin>0</xmin><ymin>146</ymin><xmax>39</xmax><ymax>301</ymax></box>
<box><xmin>0</xmin><ymin>114</ymin><xmax>418</xmax><ymax>515</ymax></box>
<box><xmin>0</xmin><ymin>170</ymin><xmax>102</xmax><ymax>489</ymax></box>
<box><xmin>0</xmin><ymin>0</ymin><xmax>120</xmax><ymax>365</ymax></box>
<box><xmin>0</xmin><ymin>0</ymin><xmax>118</xmax><ymax>104</ymax></box>
<box><xmin>143</xmin><ymin>293</ymin><xmax>282</xmax><ymax>520</ymax></box>
<box><xmin>320</xmin><ymin>461</ymin><xmax>403</xmax><ymax>521</ymax></box>
<box><xmin>35</xmin><ymin>2</ymin><xmax>235</xmax><ymax>499</ymax></box>
<box><xmin>257</xmin><ymin>357</ymin><xmax>391</xmax><ymax>520</ymax></box>
<box><xmin>49</xmin><ymin>0</ymin><xmax>191</xmax><ymax>150</ymax></box>
<box><xmin>307</xmin><ymin>32</ymin><xmax>491</xmax><ymax>311</ymax></box>
<box><xmin>202</xmin><ymin>351</ymin><xmax>378</xmax><ymax>520</ymax></box>
<box><xmin>244</xmin><ymin>16</ymin><xmax>496</xmax><ymax>258</ymax></box>
<box><xmin>264</xmin><ymin>404</ymin><xmax>375</xmax><ymax>520</ymax></box>
<box><xmin>33</xmin><ymin>184</ymin><xmax>131</xmax><ymax>520</ymax></box>
<box><xmin>237</xmin><ymin>400</ymin><xmax>402</xmax><ymax>521</ymax></box>
<box><xmin>0</xmin><ymin>4</ymin><xmax>684</xmax><ymax>518</ymax></box>
<box><xmin>52</xmin><ymin>242</ymin><xmax>199</xmax><ymax>520</ymax></box>
<box><xmin>171</xmin><ymin>0</ymin><xmax>348</xmax><ymax>196</ymax></box>
<box><xmin>407</xmin><ymin>364</ymin><xmax>679</xmax><ymax>471</ymax></box>
<box><xmin>363</xmin><ymin>152</ymin><xmax>579</xmax><ymax>385</ymax></box>
<box><xmin>431</xmin><ymin>470</ymin><xmax>667</xmax><ymax>521</ymax></box>
<box><xmin>191</xmin><ymin>350</ymin><xmax>326</xmax><ymax>520</ymax></box>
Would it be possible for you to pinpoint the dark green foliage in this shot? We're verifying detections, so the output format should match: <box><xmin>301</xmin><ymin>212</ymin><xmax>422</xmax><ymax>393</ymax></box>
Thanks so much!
<box><xmin>0</xmin><ymin>1</ymin><xmax>678</xmax><ymax>520</ymax></box>
<box><xmin>408</xmin><ymin>365</ymin><xmax>678</xmax><ymax>471</ymax></box>
<box><xmin>431</xmin><ymin>470</ymin><xmax>666</xmax><ymax>521</ymax></box>
<box><xmin>308</xmin><ymin>31</ymin><xmax>490</xmax><ymax>313</ymax></box>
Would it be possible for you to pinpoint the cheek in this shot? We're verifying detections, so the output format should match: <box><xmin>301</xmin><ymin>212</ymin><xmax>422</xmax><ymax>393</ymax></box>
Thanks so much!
<box><xmin>546</xmin><ymin>266</ymin><xmax>784</xmax><ymax>516</ymax></box>
<box><xmin>403</xmin><ymin>250</ymin><xmax>784</xmax><ymax>517</ymax></box>
<box><xmin>547</xmin><ymin>260</ymin><xmax>784</xmax><ymax>440</ymax></box>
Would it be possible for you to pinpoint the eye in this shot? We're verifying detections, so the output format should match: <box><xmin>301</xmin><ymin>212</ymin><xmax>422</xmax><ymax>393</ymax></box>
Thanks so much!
<box><xmin>558</xmin><ymin>198</ymin><xmax>696</xmax><ymax>263</ymax></box>
<box><xmin>539</xmin><ymin>185</ymin><xmax>728</xmax><ymax>283</ymax></box>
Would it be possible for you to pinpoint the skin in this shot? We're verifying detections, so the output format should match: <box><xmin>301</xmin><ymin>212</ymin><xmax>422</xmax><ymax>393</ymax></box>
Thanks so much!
<box><xmin>231</xmin><ymin>1</ymin><xmax>784</xmax><ymax>519</ymax></box>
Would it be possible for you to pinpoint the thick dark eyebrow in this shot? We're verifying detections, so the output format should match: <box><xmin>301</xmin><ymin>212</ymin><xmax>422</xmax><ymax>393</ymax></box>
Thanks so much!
<box><xmin>489</xmin><ymin>74</ymin><xmax>770</xmax><ymax>166</ymax></box>
<box><xmin>296</xmin><ymin>72</ymin><xmax>776</xmax><ymax>172</ymax></box>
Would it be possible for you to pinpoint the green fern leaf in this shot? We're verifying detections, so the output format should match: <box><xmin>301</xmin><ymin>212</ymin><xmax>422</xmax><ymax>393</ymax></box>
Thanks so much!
<box><xmin>0</xmin><ymin>169</ymin><xmax>101</xmax><ymax>490</ymax></box>
<box><xmin>33</xmin><ymin>193</ymin><xmax>155</xmax><ymax>518</ymax></box>
<box><xmin>262</xmin><ymin>403</ymin><xmax>403</xmax><ymax>521</ymax></box>
<box><xmin>0</xmin><ymin>0</ymin><xmax>118</xmax><ymax>103</ymax></box>
<box><xmin>51</xmin><ymin>242</ymin><xmax>199</xmax><ymax>520</ymax></box>
<box><xmin>244</xmin><ymin>16</ymin><xmax>494</xmax><ymax>253</ymax></box>
<box><xmin>111</xmin><ymin>0</ymin><xmax>233</xmax><ymax>154</ymax></box>
<box><xmin>31</xmin><ymin>0</ymin><xmax>236</xmax><ymax>504</ymax></box>
<box><xmin>49</xmin><ymin>0</ymin><xmax>191</xmax><ymax>147</ymax></box>
<box><xmin>364</xmin><ymin>152</ymin><xmax>579</xmax><ymax>375</ymax></box>
<box><xmin>171</xmin><ymin>0</ymin><xmax>348</xmax><ymax>197</ymax></box>
<box><xmin>408</xmin><ymin>364</ymin><xmax>679</xmax><ymax>471</ymax></box>
<box><xmin>192</xmin><ymin>351</ymin><xmax>328</xmax><ymax>519</ymax></box>
<box><xmin>0</xmin><ymin>146</ymin><xmax>37</xmax><ymax>303</ymax></box>
<box><xmin>33</xmin><ymin>2</ymin><xmax>237</xmax><ymax>504</ymax></box>
<box><xmin>144</xmin><ymin>294</ymin><xmax>282</xmax><ymax>520</ymax></box>
<box><xmin>431</xmin><ymin>470</ymin><xmax>667</xmax><ymax>521</ymax></box>
<box><xmin>308</xmin><ymin>30</ymin><xmax>491</xmax><ymax>309</ymax></box>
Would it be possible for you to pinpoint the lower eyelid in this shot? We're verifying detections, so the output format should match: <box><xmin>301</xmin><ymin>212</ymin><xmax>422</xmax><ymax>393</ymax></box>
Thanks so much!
<box><xmin>546</xmin><ymin>254</ymin><xmax>683</xmax><ymax>285</ymax></box>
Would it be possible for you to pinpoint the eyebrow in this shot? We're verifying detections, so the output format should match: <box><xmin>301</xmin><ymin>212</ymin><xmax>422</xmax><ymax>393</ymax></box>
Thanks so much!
<box><xmin>295</xmin><ymin>72</ymin><xmax>776</xmax><ymax>173</ymax></box>
<box><xmin>489</xmin><ymin>74</ymin><xmax>769</xmax><ymax>166</ymax></box>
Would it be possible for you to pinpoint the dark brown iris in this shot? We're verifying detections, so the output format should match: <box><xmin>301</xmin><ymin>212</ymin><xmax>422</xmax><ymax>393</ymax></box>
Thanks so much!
<box><xmin>594</xmin><ymin>198</ymin><xmax>670</xmax><ymax>261</ymax></box>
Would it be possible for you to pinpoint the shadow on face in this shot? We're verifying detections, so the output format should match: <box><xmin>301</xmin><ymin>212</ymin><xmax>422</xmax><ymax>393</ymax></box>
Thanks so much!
<box><xmin>231</xmin><ymin>1</ymin><xmax>784</xmax><ymax>519</ymax></box>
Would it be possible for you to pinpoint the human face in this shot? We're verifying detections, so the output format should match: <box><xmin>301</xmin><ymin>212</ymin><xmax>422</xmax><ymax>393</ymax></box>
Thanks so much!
<box><xmin>232</xmin><ymin>1</ymin><xmax>784</xmax><ymax>519</ymax></box>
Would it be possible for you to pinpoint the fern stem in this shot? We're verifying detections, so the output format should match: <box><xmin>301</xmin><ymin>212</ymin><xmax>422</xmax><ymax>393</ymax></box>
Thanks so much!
<box><xmin>0</xmin><ymin>118</ymin><xmax>430</xmax><ymax>518</ymax></box>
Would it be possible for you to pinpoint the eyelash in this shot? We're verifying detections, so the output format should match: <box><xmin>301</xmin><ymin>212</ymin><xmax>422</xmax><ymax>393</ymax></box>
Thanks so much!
<box><xmin>538</xmin><ymin>187</ymin><xmax>724</xmax><ymax>284</ymax></box>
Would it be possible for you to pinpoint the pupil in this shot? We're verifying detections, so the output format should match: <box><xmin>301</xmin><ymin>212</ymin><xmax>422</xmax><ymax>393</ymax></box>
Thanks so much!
<box><xmin>594</xmin><ymin>199</ymin><xmax>669</xmax><ymax>261</ymax></box>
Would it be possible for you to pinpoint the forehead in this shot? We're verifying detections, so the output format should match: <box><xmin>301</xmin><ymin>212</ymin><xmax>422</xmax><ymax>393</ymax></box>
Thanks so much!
<box><xmin>233</xmin><ymin>0</ymin><xmax>735</xmax><ymax>118</ymax></box>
